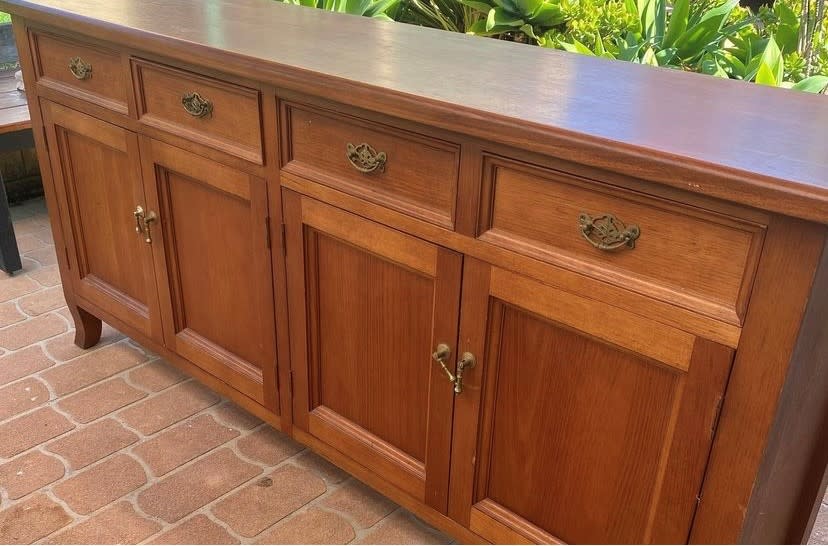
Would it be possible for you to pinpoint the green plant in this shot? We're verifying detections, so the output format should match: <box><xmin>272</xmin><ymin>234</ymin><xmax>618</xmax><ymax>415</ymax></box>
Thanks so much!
<box><xmin>459</xmin><ymin>0</ymin><xmax>570</xmax><ymax>42</ymax></box>
<box><xmin>395</xmin><ymin>0</ymin><xmax>483</xmax><ymax>31</ymax></box>
<box><xmin>281</xmin><ymin>0</ymin><xmax>400</xmax><ymax>20</ymax></box>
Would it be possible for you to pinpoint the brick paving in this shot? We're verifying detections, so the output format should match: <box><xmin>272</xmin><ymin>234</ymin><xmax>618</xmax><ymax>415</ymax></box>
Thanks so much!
<box><xmin>0</xmin><ymin>198</ymin><xmax>825</xmax><ymax>545</ymax></box>
<box><xmin>0</xmin><ymin>198</ymin><xmax>451</xmax><ymax>545</ymax></box>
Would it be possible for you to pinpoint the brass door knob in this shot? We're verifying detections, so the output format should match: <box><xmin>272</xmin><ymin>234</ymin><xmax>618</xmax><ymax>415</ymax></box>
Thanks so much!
<box><xmin>431</xmin><ymin>343</ymin><xmax>455</xmax><ymax>383</ymax></box>
<box><xmin>142</xmin><ymin>211</ymin><xmax>157</xmax><ymax>244</ymax></box>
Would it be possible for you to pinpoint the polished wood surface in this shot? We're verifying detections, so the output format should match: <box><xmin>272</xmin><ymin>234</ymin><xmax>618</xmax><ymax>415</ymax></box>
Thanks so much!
<box><xmin>41</xmin><ymin>100</ymin><xmax>161</xmax><ymax>341</ymax></box>
<box><xmin>451</xmin><ymin>259</ymin><xmax>732</xmax><ymax>544</ymax></box>
<box><xmin>479</xmin><ymin>156</ymin><xmax>765</xmax><ymax>324</ymax></box>
<box><xmin>285</xmin><ymin>192</ymin><xmax>461</xmax><ymax>510</ymax></box>
<box><xmin>282</xmin><ymin>101</ymin><xmax>459</xmax><ymax>228</ymax></box>
<box><xmin>140</xmin><ymin>137</ymin><xmax>278</xmax><ymax>410</ymax></box>
<box><xmin>8</xmin><ymin>3</ymin><xmax>828</xmax><ymax>544</ymax></box>
<box><xmin>4</xmin><ymin>0</ymin><xmax>828</xmax><ymax>223</ymax></box>
<box><xmin>30</xmin><ymin>30</ymin><xmax>129</xmax><ymax>114</ymax></box>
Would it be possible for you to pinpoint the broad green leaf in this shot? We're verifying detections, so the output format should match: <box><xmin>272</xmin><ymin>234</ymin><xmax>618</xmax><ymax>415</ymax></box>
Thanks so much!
<box><xmin>655</xmin><ymin>46</ymin><xmax>677</xmax><ymax>65</ymax></box>
<box><xmin>754</xmin><ymin>36</ymin><xmax>783</xmax><ymax>86</ymax></box>
<box><xmin>594</xmin><ymin>31</ymin><xmax>606</xmax><ymax>56</ymax></box>
<box><xmin>774</xmin><ymin>0</ymin><xmax>800</xmax><ymax>53</ymax></box>
<box><xmin>662</xmin><ymin>0</ymin><xmax>689</xmax><ymax>48</ymax></box>
<box><xmin>519</xmin><ymin>23</ymin><xmax>539</xmax><ymax>39</ymax></box>
<box><xmin>530</xmin><ymin>1</ymin><xmax>565</xmax><ymax>26</ymax></box>
<box><xmin>700</xmin><ymin>52</ymin><xmax>729</xmax><ymax>77</ymax></box>
<box><xmin>506</xmin><ymin>0</ymin><xmax>544</xmax><ymax>17</ymax></box>
<box><xmin>486</xmin><ymin>6</ymin><xmax>523</xmax><ymax>30</ymax></box>
<box><xmin>791</xmin><ymin>75</ymin><xmax>828</xmax><ymax>93</ymax></box>
<box><xmin>673</xmin><ymin>0</ymin><xmax>738</xmax><ymax>61</ymax></box>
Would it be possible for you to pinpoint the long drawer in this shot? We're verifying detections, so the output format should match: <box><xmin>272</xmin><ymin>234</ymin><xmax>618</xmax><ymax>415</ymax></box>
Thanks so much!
<box><xmin>477</xmin><ymin>155</ymin><xmax>766</xmax><ymax>324</ymax></box>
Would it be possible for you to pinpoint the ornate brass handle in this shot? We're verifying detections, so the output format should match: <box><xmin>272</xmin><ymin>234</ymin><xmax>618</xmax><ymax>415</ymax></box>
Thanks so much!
<box><xmin>431</xmin><ymin>343</ymin><xmax>455</xmax><ymax>383</ymax></box>
<box><xmin>182</xmin><ymin>92</ymin><xmax>213</xmax><ymax>118</ymax></box>
<box><xmin>579</xmin><ymin>212</ymin><xmax>640</xmax><ymax>251</ymax></box>
<box><xmin>454</xmin><ymin>352</ymin><xmax>476</xmax><ymax>394</ymax></box>
<box><xmin>133</xmin><ymin>205</ymin><xmax>157</xmax><ymax>244</ymax></box>
<box><xmin>346</xmin><ymin>142</ymin><xmax>386</xmax><ymax>174</ymax></box>
<box><xmin>133</xmin><ymin>205</ymin><xmax>145</xmax><ymax>235</ymax></box>
<box><xmin>68</xmin><ymin>56</ymin><xmax>92</xmax><ymax>80</ymax></box>
<box><xmin>142</xmin><ymin>211</ymin><xmax>157</xmax><ymax>244</ymax></box>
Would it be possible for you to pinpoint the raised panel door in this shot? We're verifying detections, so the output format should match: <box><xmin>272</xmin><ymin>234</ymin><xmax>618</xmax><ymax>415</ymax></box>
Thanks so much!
<box><xmin>284</xmin><ymin>190</ymin><xmax>462</xmax><ymax>511</ymax></box>
<box><xmin>42</xmin><ymin>100</ymin><xmax>161</xmax><ymax>340</ymax></box>
<box><xmin>449</xmin><ymin>258</ymin><xmax>734</xmax><ymax>544</ymax></box>
<box><xmin>140</xmin><ymin>137</ymin><xmax>278</xmax><ymax>410</ymax></box>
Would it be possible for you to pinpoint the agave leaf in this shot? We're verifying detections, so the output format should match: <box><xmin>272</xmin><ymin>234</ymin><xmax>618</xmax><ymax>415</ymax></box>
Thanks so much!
<box><xmin>641</xmin><ymin>45</ymin><xmax>658</xmax><ymax>65</ymax></box>
<box><xmin>468</xmin><ymin>16</ymin><xmax>517</xmax><ymax>34</ymax></box>
<box><xmin>673</xmin><ymin>0</ymin><xmax>738</xmax><ymax>61</ymax></box>
<box><xmin>457</xmin><ymin>0</ymin><xmax>495</xmax><ymax>12</ymax></box>
<box><xmin>791</xmin><ymin>75</ymin><xmax>828</xmax><ymax>93</ymax></box>
<box><xmin>638</xmin><ymin>0</ymin><xmax>666</xmax><ymax>41</ymax></box>
<box><xmin>662</xmin><ymin>0</ymin><xmax>689</xmax><ymax>48</ymax></box>
<box><xmin>558</xmin><ymin>38</ymin><xmax>597</xmax><ymax>55</ymax></box>
<box><xmin>486</xmin><ymin>6</ymin><xmax>524</xmax><ymax>30</ymax></box>
<box><xmin>365</xmin><ymin>0</ymin><xmax>400</xmax><ymax>17</ymax></box>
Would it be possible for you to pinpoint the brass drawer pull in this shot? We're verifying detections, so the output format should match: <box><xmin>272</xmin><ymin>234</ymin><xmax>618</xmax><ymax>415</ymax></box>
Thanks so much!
<box><xmin>182</xmin><ymin>92</ymin><xmax>213</xmax><ymax>118</ymax></box>
<box><xmin>346</xmin><ymin>142</ymin><xmax>387</xmax><ymax>174</ymax></box>
<box><xmin>68</xmin><ymin>56</ymin><xmax>92</xmax><ymax>80</ymax></box>
<box><xmin>579</xmin><ymin>212</ymin><xmax>640</xmax><ymax>251</ymax></box>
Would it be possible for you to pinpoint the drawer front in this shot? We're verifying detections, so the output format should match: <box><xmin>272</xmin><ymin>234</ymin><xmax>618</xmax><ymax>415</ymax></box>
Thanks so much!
<box><xmin>133</xmin><ymin>60</ymin><xmax>263</xmax><ymax>164</ymax></box>
<box><xmin>31</xmin><ymin>31</ymin><xmax>129</xmax><ymax>113</ymax></box>
<box><xmin>282</xmin><ymin>103</ymin><xmax>459</xmax><ymax>229</ymax></box>
<box><xmin>478</xmin><ymin>156</ymin><xmax>765</xmax><ymax>324</ymax></box>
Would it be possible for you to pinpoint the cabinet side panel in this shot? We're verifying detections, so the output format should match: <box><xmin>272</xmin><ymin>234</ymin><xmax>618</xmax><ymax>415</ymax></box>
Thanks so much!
<box><xmin>741</xmin><ymin>233</ymin><xmax>828</xmax><ymax>544</ymax></box>
<box><xmin>691</xmin><ymin>216</ymin><xmax>826</xmax><ymax>543</ymax></box>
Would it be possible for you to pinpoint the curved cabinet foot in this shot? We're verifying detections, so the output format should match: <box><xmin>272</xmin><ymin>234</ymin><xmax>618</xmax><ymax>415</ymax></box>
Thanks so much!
<box><xmin>70</xmin><ymin>306</ymin><xmax>102</xmax><ymax>349</ymax></box>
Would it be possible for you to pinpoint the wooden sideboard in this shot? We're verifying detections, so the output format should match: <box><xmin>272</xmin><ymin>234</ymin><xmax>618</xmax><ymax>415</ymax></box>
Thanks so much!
<box><xmin>2</xmin><ymin>0</ymin><xmax>827</xmax><ymax>543</ymax></box>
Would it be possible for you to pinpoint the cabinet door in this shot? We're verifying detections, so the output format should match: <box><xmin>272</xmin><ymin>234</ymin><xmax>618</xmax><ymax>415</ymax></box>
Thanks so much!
<box><xmin>449</xmin><ymin>258</ymin><xmax>734</xmax><ymax>544</ymax></box>
<box><xmin>140</xmin><ymin>138</ymin><xmax>278</xmax><ymax>410</ymax></box>
<box><xmin>42</xmin><ymin>101</ymin><xmax>161</xmax><ymax>341</ymax></box>
<box><xmin>284</xmin><ymin>191</ymin><xmax>462</xmax><ymax>511</ymax></box>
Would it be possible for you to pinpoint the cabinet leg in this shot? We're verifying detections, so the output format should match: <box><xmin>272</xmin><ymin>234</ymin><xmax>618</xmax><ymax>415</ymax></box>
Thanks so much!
<box><xmin>69</xmin><ymin>305</ymin><xmax>102</xmax><ymax>349</ymax></box>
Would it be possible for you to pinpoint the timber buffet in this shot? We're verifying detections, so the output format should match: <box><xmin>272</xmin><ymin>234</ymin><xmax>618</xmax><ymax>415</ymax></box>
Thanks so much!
<box><xmin>2</xmin><ymin>0</ymin><xmax>827</xmax><ymax>542</ymax></box>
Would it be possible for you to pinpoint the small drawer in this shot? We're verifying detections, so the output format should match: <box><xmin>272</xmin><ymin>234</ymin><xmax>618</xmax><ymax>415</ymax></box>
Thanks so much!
<box><xmin>132</xmin><ymin>59</ymin><xmax>263</xmax><ymax>164</ymax></box>
<box><xmin>478</xmin><ymin>155</ymin><xmax>766</xmax><ymax>324</ymax></box>
<box><xmin>30</xmin><ymin>31</ymin><xmax>129</xmax><ymax>113</ymax></box>
<box><xmin>282</xmin><ymin>102</ymin><xmax>459</xmax><ymax>229</ymax></box>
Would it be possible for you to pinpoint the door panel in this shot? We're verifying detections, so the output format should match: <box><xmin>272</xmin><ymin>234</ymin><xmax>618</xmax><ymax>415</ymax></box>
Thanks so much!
<box><xmin>42</xmin><ymin>101</ymin><xmax>161</xmax><ymax>340</ymax></box>
<box><xmin>450</xmin><ymin>258</ymin><xmax>734</xmax><ymax>544</ymax></box>
<box><xmin>284</xmin><ymin>190</ymin><xmax>461</xmax><ymax>510</ymax></box>
<box><xmin>141</xmin><ymin>137</ymin><xmax>278</xmax><ymax>409</ymax></box>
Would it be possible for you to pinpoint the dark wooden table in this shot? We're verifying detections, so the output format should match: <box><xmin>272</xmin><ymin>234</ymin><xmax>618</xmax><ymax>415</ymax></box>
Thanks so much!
<box><xmin>0</xmin><ymin>69</ymin><xmax>33</xmax><ymax>274</ymax></box>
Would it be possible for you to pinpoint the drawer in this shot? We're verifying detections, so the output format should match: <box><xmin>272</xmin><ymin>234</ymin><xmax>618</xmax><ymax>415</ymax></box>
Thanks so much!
<box><xmin>282</xmin><ymin>102</ymin><xmax>459</xmax><ymax>229</ymax></box>
<box><xmin>478</xmin><ymin>156</ymin><xmax>766</xmax><ymax>324</ymax></box>
<box><xmin>30</xmin><ymin>31</ymin><xmax>129</xmax><ymax>113</ymax></box>
<box><xmin>132</xmin><ymin>59</ymin><xmax>263</xmax><ymax>164</ymax></box>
